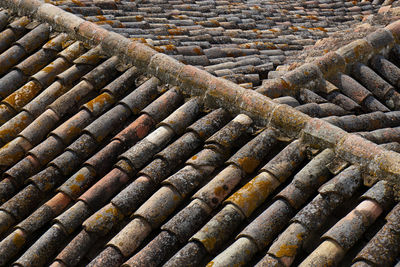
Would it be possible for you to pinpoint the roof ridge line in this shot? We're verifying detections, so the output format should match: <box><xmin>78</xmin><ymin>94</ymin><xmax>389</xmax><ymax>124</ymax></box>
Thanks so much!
<box><xmin>3</xmin><ymin>0</ymin><xmax>400</xmax><ymax>195</ymax></box>
<box><xmin>258</xmin><ymin>23</ymin><xmax>398</xmax><ymax>98</ymax></box>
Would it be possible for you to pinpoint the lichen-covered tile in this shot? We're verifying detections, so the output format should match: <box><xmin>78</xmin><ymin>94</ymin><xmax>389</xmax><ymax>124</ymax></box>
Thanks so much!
<box><xmin>370</xmin><ymin>54</ymin><xmax>400</xmax><ymax>88</ymax></box>
<box><xmin>0</xmin><ymin>17</ymin><xmax>29</xmax><ymax>54</ymax></box>
<box><xmin>55</xmin><ymin>229</ymin><xmax>97</xmax><ymax>267</ymax></box>
<box><xmin>354</xmin><ymin>203</ymin><xmax>400</xmax><ymax>266</ymax></box>
<box><xmin>14</xmin><ymin>224</ymin><xmax>66</xmax><ymax>267</ymax></box>
<box><xmin>0</xmin><ymin>229</ymin><xmax>27</xmax><ymax>266</ymax></box>
<box><xmin>352</xmin><ymin>62</ymin><xmax>400</xmax><ymax>110</ymax></box>
<box><xmin>193</xmin><ymin>164</ymin><xmax>244</xmax><ymax>209</ymax></box>
<box><xmin>164</xmin><ymin>241</ymin><xmax>208</xmax><ymax>267</ymax></box>
<box><xmin>191</xmin><ymin>204</ymin><xmax>245</xmax><ymax>254</ymax></box>
<box><xmin>79</xmin><ymin>168</ymin><xmax>130</xmax><ymax>210</ymax></box>
<box><xmin>86</xmin><ymin>246</ymin><xmax>124</xmax><ymax>267</ymax></box>
<box><xmin>260</xmin><ymin>140</ymin><xmax>305</xmax><ymax>183</ymax></box>
<box><xmin>54</xmin><ymin>200</ymin><xmax>92</xmax><ymax>235</ymax></box>
<box><xmin>207</xmin><ymin>237</ymin><xmax>258</xmax><ymax>267</ymax></box>
<box><xmin>106</xmin><ymin>217</ymin><xmax>152</xmax><ymax>258</ymax></box>
<box><xmin>330</xmin><ymin>73</ymin><xmax>389</xmax><ymax>112</ymax></box>
<box><xmin>124</xmin><ymin>230</ymin><xmax>180</xmax><ymax>267</ymax></box>
<box><xmin>0</xmin><ymin>70</ymin><xmax>29</xmax><ymax>100</ymax></box>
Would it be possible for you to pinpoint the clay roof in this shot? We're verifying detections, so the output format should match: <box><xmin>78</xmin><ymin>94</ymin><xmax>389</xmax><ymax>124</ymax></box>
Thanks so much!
<box><xmin>0</xmin><ymin>0</ymin><xmax>399</xmax><ymax>267</ymax></box>
<box><xmin>32</xmin><ymin>0</ymin><xmax>399</xmax><ymax>86</ymax></box>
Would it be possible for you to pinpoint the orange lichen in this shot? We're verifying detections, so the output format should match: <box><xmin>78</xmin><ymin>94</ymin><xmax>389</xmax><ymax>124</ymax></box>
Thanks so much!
<box><xmin>168</xmin><ymin>28</ymin><xmax>185</xmax><ymax>35</ymax></box>
<box><xmin>201</xmin><ymin>232</ymin><xmax>217</xmax><ymax>251</ymax></box>
<box><xmin>69</xmin><ymin>184</ymin><xmax>81</xmax><ymax>195</ymax></box>
<box><xmin>198</xmin><ymin>131</ymin><xmax>205</xmax><ymax>138</ymax></box>
<box><xmin>275</xmin><ymin>244</ymin><xmax>298</xmax><ymax>257</ymax></box>
<box><xmin>154</xmin><ymin>45</ymin><xmax>176</xmax><ymax>53</ymax></box>
<box><xmin>237</xmin><ymin>157</ymin><xmax>260</xmax><ymax>173</ymax></box>
<box><xmin>85</xmin><ymin>93</ymin><xmax>113</xmax><ymax>113</ymax></box>
<box><xmin>193</xmin><ymin>47</ymin><xmax>203</xmax><ymax>55</ymax></box>
<box><xmin>79</xmin><ymin>53</ymin><xmax>102</xmax><ymax>64</ymax></box>
<box><xmin>173</xmin><ymin>193</ymin><xmax>180</xmax><ymax>202</ymax></box>
<box><xmin>0</xmin><ymin>113</ymin><xmax>31</xmax><ymax>140</ymax></box>
<box><xmin>227</xmin><ymin>174</ymin><xmax>275</xmax><ymax>217</ymax></box>
<box><xmin>314</xmin><ymin>27</ymin><xmax>327</xmax><ymax>32</ymax></box>
<box><xmin>4</xmin><ymin>81</ymin><xmax>42</xmax><ymax>110</ymax></box>
<box><xmin>12</xmin><ymin>232</ymin><xmax>26</xmax><ymax>248</ymax></box>
<box><xmin>306</xmin><ymin>15</ymin><xmax>319</xmax><ymax>20</ymax></box>
<box><xmin>95</xmin><ymin>15</ymin><xmax>107</xmax><ymax>21</ymax></box>
<box><xmin>213</xmin><ymin>186</ymin><xmax>225</xmax><ymax>199</ymax></box>
<box><xmin>75</xmin><ymin>173</ymin><xmax>85</xmax><ymax>182</ymax></box>
<box><xmin>71</xmin><ymin>0</ymin><xmax>85</xmax><ymax>6</ymax></box>
<box><xmin>297</xmin><ymin>232</ymin><xmax>304</xmax><ymax>241</ymax></box>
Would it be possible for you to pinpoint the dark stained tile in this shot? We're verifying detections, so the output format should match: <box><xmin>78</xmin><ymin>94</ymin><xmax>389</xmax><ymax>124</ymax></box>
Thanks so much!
<box><xmin>277</xmin><ymin>148</ymin><xmax>334</xmax><ymax>209</ymax></box>
<box><xmin>228</xmin><ymin>128</ymin><xmax>277</xmax><ymax>174</ymax></box>
<box><xmin>14</xmin><ymin>224</ymin><xmax>66</xmax><ymax>267</ymax></box>
<box><xmin>357</xmin><ymin>127</ymin><xmax>400</xmax><ymax>144</ymax></box>
<box><xmin>330</xmin><ymin>73</ymin><xmax>389</xmax><ymax>113</ymax></box>
<box><xmin>323</xmin><ymin>111</ymin><xmax>400</xmax><ymax>132</ymax></box>
<box><xmin>55</xmin><ymin>230</ymin><xmax>98</xmax><ymax>267</ymax></box>
<box><xmin>239</xmin><ymin>199</ymin><xmax>293</xmax><ymax>250</ymax></box>
<box><xmin>354</xmin><ymin>203</ymin><xmax>400</xmax><ymax>266</ymax></box>
<box><xmin>0</xmin><ymin>70</ymin><xmax>29</xmax><ymax>100</ymax></box>
<box><xmin>260</xmin><ymin>140</ymin><xmax>305</xmax><ymax>183</ymax></box>
<box><xmin>0</xmin><ymin>23</ymin><xmax>50</xmax><ymax>76</ymax></box>
<box><xmin>191</xmin><ymin>204</ymin><xmax>245</xmax><ymax>255</ymax></box>
<box><xmin>352</xmin><ymin>62</ymin><xmax>400</xmax><ymax>110</ymax></box>
<box><xmin>164</xmin><ymin>241</ymin><xmax>208</xmax><ymax>267</ymax></box>
<box><xmin>124</xmin><ymin>230</ymin><xmax>180</xmax><ymax>267</ymax></box>
<box><xmin>300</xmin><ymin>182</ymin><xmax>394</xmax><ymax>266</ymax></box>
<box><xmin>86</xmin><ymin>246</ymin><xmax>124</xmax><ymax>267</ymax></box>
<box><xmin>0</xmin><ymin>16</ymin><xmax>29</xmax><ymax>53</ymax></box>
<box><xmin>370</xmin><ymin>54</ymin><xmax>400</xmax><ymax>88</ymax></box>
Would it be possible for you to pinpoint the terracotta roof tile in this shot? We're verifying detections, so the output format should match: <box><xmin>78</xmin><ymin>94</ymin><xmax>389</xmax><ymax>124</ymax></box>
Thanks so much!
<box><xmin>0</xmin><ymin>0</ymin><xmax>400</xmax><ymax>266</ymax></box>
<box><xmin>353</xmin><ymin>202</ymin><xmax>400</xmax><ymax>266</ymax></box>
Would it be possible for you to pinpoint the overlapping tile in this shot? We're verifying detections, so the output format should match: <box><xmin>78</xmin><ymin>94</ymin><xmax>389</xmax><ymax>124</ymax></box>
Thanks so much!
<box><xmin>0</xmin><ymin>0</ymin><xmax>399</xmax><ymax>266</ymax></box>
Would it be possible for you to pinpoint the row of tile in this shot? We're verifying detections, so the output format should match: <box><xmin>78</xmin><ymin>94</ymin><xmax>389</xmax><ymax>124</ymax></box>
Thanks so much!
<box><xmin>0</xmin><ymin>2</ymin><xmax>399</xmax><ymax>267</ymax></box>
<box><xmin>44</xmin><ymin>0</ymin><xmax>390</xmax><ymax>85</ymax></box>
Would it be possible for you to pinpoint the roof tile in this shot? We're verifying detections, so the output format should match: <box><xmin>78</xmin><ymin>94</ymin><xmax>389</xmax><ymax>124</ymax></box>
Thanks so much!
<box><xmin>370</xmin><ymin>54</ymin><xmax>400</xmax><ymax>88</ymax></box>
<box><xmin>0</xmin><ymin>0</ymin><xmax>399</xmax><ymax>265</ymax></box>
<box><xmin>239</xmin><ymin>199</ymin><xmax>293</xmax><ymax>250</ymax></box>
<box><xmin>55</xmin><ymin>200</ymin><xmax>91</xmax><ymax>234</ymax></box>
<box><xmin>299</xmin><ymin>239</ymin><xmax>345</xmax><ymax>267</ymax></box>
<box><xmin>17</xmin><ymin>192</ymin><xmax>70</xmax><ymax>234</ymax></box>
<box><xmin>55</xmin><ymin>229</ymin><xmax>96</xmax><ymax>267</ymax></box>
<box><xmin>192</xmin><ymin>203</ymin><xmax>245</xmax><ymax>254</ymax></box>
<box><xmin>15</xmin><ymin>224</ymin><xmax>66</xmax><ymax>267</ymax></box>
<box><xmin>207</xmin><ymin>236</ymin><xmax>258</xmax><ymax>267</ymax></box>
<box><xmin>261</xmin><ymin>140</ymin><xmax>305</xmax><ymax>181</ymax></box>
<box><xmin>164</xmin><ymin>240</ymin><xmax>208</xmax><ymax>267</ymax></box>
<box><xmin>0</xmin><ymin>228</ymin><xmax>27</xmax><ymax>266</ymax></box>
<box><xmin>354</xmin><ymin>204</ymin><xmax>400</xmax><ymax>266</ymax></box>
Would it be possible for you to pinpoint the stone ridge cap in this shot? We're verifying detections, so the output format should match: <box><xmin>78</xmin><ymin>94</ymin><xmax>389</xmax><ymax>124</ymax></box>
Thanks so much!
<box><xmin>3</xmin><ymin>0</ymin><xmax>400</xmax><ymax>193</ymax></box>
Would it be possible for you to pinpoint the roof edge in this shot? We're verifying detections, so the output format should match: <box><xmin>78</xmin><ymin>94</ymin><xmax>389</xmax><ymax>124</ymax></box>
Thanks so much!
<box><xmin>2</xmin><ymin>0</ymin><xmax>400</xmax><ymax>195</ymax></box>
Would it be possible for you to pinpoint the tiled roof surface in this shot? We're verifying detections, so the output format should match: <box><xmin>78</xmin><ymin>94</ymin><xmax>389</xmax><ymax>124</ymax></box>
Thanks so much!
<box><xmin>0</xmin><ymin>0</ymin><xmax>400</xmax><ymax>267</ymax></box>
<box><xmin>41</xmin><ymin>0</ymin><xmax>394</xmax><ymax>86</ymax></box>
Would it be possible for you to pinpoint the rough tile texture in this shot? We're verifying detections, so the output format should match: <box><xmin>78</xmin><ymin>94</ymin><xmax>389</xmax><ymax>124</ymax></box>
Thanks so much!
<box><xmin>0</xmin><ymin>0</ymin><xmax>399</xmax><ymax>266</ymax></box>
